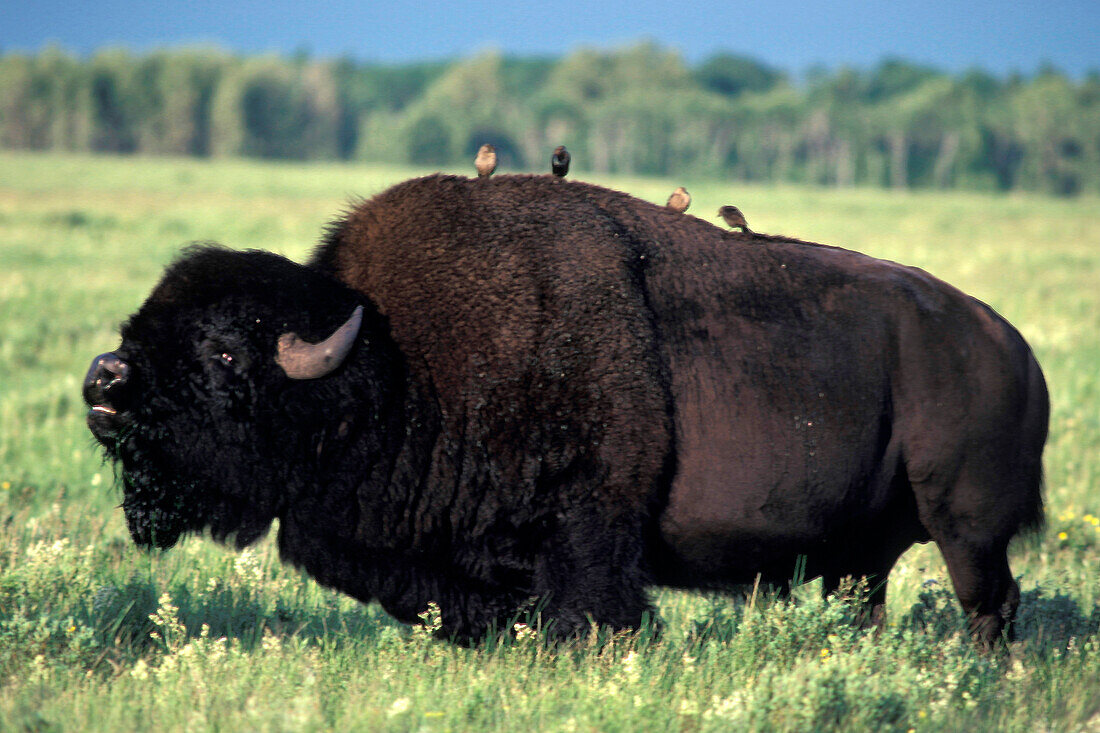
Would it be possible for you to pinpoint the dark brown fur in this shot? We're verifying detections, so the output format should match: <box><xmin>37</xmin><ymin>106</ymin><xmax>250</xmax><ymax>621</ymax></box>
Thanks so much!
<box><xmin>86</xmin><ymin>173</ymin><xmax>1047</xmax><ymax>647</ymax></box>
<box><xmin>314</xmin><ymin>174</ymin><xmax>1047</xmax><ymax>645</ymax></box>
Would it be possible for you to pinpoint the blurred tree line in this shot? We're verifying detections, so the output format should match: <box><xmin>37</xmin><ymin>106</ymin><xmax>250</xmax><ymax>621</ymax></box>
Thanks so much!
<box><xmin>2</xmin><ymin>43</ymin><xmax>1098</xmax><ymax>195</ymax></box>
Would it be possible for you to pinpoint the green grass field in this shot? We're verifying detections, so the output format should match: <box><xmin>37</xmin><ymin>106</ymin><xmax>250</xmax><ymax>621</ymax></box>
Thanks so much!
<box><xmin>1</xmin><ymin>151</ymin><xmax>1098</xmax><ymax>731</ymax></box>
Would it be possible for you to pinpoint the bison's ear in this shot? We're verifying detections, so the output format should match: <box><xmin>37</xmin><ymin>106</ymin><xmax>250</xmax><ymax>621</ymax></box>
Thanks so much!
<box><xmin>275</xmin><ymin>306</ymin><xmax>363</xmax><ymax>380</ymax></box>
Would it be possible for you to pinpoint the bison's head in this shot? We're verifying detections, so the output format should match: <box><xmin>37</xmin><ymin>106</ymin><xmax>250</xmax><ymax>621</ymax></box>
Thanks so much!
<box><xmin>83</xmin><ymin>245</ymin><xmax>393</xmax><ymax>549</ymax></box>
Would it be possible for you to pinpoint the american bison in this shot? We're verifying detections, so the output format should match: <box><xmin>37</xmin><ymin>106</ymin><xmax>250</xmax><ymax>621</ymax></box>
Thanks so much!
<box><xmin>83</xmin><ymin>174</ymin><xmax>1048</xmax><ymax>646</ymax></box>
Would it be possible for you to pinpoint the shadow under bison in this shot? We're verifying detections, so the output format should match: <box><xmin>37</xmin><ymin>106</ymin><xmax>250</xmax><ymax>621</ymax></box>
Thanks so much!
<box><xmin>83</xmin><ymin>174</ymin><xmax>1048</xmax><ymax>647</ymax></box>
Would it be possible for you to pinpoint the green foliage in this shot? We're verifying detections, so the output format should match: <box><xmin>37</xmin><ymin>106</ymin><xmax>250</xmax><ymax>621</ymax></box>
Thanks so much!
<box><xmin>2</xmin><ymin>45</ymin><xmax>1099</xmax><ymax>194</ymax></box>
<box><xmin>695</xmin><ymin>53</ymin><xmax>785</xmax><ymax>97</ymax></box>
<box><xmin>1</xmin><ymin>153</ymin><xmax>1099</xmax><ymax>730</ymax></box>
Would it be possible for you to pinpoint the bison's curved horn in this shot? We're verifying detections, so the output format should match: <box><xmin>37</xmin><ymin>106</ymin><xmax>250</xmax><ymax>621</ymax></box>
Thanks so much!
<box><xmin>275</xmin><ymin>305</ymin><xmax>363</xmax><ymax>380</ymax></box>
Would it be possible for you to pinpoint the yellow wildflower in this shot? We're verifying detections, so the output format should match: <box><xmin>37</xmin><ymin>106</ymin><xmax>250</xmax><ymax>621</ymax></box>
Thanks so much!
<box><xmin>1</xmin><ymin>481</ymin><xmax>10</xmax><ymax>490</ymax></box>
<box><xmin>1057</xmin><ymin>532</ymin><xmax>1068</xmax><ymax>541</ymax></box>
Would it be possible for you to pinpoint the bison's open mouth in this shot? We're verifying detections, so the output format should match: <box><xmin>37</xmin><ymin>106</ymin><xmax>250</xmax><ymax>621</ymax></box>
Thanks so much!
<box><xmin>86</xmin><ymin>404</ymin><xmax>131</xmax><ymax>449</ymax></box>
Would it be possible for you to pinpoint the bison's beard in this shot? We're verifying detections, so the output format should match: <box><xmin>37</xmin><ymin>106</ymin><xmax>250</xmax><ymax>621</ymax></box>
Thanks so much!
<box><xmin>116</xmin><ymin>433</ymin><xmax>279</xmax><ymax>551</ymax></box>
<box><xmin>120</xmin><ymin>466</ymin><xmax>275</xmax><ymax>550</ymax></box>
<box><xmin>120</xmin><ymin>468</ymin><xmax>203</xmax><ymax>549</ymax></box>
<box><xmin>100</xmin><ymin>392</ymin><xmax>286</xmax><ymax>551</ymax></box>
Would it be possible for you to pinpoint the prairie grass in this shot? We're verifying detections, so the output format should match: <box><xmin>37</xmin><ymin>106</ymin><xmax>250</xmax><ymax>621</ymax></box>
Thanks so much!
<box><xmin>0</xmin><ymin>151</ymin><xmax>1098</xmax><ymax>731</ymax></box>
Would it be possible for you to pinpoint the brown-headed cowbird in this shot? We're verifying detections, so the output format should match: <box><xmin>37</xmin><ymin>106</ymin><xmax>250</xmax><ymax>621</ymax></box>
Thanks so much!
<box><xmin>475</xmin><ymin>144</ymin><xmax>496</xmax><ymax>178</ymax></box>
<box><xmin>551</xmin><ymin>146</ymin><xmax>570</xmax><ymax>177</ymax></box>
<box><xmin>666</xmin><ymin>186</ymin><xmax>690</xmax><ymax>213</ymax></box>
<box><xmin>718</xmin><ymin>205</ymin><xmax>753</xmax><ymax>234</ymax></box>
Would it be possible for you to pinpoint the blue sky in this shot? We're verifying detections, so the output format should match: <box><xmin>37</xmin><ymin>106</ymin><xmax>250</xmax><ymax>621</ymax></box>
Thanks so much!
<box><xmin>3</xmin><ymin>0</ymin><xmax>1098</xmax><ymax>77</ymax></box>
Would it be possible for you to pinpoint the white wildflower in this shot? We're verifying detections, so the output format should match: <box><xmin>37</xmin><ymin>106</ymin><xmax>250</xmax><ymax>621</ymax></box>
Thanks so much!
<box><xmin>262</xmin><ymin>629</ymin><xmax>282</xmax><ymax>653</ymax></box>
<box><xmin>703</xmin><ymin>693</ymin><xmax>744</xmax><ymax>722</ymax></box>
<box><xmin>621</xmin><ymin>650</ymin><xmax>640</xmax><ymax>682</ymax></box>
<box><xmin>130</xmin><ymin>659</ymin><xmax>150</xmax><ymax>680</ymax></box>
<box><xmin>1005</xmin><ymin>658</ymin><xmax>1027</xmax><ymax>682</ymax></box>
<box><xmin>678</xmin><ymin>699</ymin><xmax>699</xmax><ymax>716</ymax></box>
<box><xmin>28</xmin><ymin>654</ymin><xmax>49</xmax><ymax>684</ymax></box>
<box><xmin>234</xmin><ymin>547</ymin><xmax>263</xmax><ymax>584</ymax></box>
<box><xmin>155</xmin><ymin>652</ymin><xmax>179</xmax><ymax>680</ymax></box>
<box><xmin>513</xmin><ymin>622</ymin><xmax>536</xmax><ymax>644</ymax></box>
<box><xmin>149</xmin><ymin>592</ymin><xmax>186</xmax><ymax>652</ymax></box>
<box><xmin>413</xmin><ymin>601</ymin><xmax>443</xmax><ymax>640</ymax></box>
<box><xmin>387</xmin><ymin>697</ymin><xmax>411</xmax><ymax>717</ymax></box>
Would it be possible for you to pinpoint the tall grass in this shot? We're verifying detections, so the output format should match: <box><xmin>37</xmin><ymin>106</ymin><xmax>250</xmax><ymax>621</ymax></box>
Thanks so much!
<box><xmin>1</xmin><ymin>151</ymin><xmax>1098</xmax><ymax>731</ymax></box>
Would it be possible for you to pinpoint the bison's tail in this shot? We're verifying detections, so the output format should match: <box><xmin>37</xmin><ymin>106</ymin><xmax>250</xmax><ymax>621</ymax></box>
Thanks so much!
<box><xmin>1017</xmin><ymin>469</ymin><xmax>1046</xmax><ymax>538</ymax></box>
<box><xmin>1016</xmin><ymin>347</ymin><xmax>1049</xmax><ymax>539</ymax></box>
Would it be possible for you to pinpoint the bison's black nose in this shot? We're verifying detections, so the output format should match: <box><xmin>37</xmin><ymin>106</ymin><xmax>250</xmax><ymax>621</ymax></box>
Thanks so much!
<box><xmin>83</xmin><ymin>352</ymin><xmax>131</xmax><ymax>415</ymax></box>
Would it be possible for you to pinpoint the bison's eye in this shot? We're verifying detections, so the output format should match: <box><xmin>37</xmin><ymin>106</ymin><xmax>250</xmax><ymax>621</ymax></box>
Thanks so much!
<box><xmin>211</xmin><ymin>352</ymin><xmax>242</xmax><ymax>374</ymax></box>
<box><xmin>200</xmin><ymin>339</ymin><xmax>249</xmax><ymax>378</ymax></box>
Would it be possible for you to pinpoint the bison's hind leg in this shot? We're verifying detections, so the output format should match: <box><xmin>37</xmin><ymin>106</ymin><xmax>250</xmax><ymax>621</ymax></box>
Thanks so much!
<box><xmin>931</xmin><ymin>538</ymin><xmax>1020</xmax><ymax>649</ymax></box>
<box><xmin>911</xmin><ymin>458</ymin><xmax>1038</xmax><ymax>649</ymax></box>
<box><xmin>907</xmin><ymin>340</ymin><xmax>1046</xmax><ymax>650</ymax></box>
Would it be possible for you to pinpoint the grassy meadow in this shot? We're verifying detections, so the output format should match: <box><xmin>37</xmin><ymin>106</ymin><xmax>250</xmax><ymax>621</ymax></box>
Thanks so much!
<box><xmin>1</xmin><ymin>150</ymin><xmax>1098</xmax><ymax>731</ymax></box>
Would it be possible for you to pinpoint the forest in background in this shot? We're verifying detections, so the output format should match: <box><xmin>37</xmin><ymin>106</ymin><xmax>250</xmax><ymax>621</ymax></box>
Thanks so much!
<box><xmin>2</xmin><ymin>42</ymin><xmax>1098</xmax><ymax>195</ymax></box>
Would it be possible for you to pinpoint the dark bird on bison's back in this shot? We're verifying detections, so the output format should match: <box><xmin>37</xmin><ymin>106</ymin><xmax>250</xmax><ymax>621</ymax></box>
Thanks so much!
<box><xmin>474</xmin><ymin>144</ymin><xmax>496</xmax><ymax>177</ymax></box>
<box><xmin>83</xmin><ymin>173</ymin><xmax>1048</xmax><ymax>649</ymax></box>
<box><xmin>718</xmin><ymin>205</ymin><xmax>753</xmax><ymax>235</ymax></box>
<box><xmin>551</xmin><ymin>146</ymin><xmax>570</xmax><ymax>177</ymax></box>
<box><xmin>666</xmin><ymin>186</ymin><xmax>690</xmax><ymax>212</ymax></box>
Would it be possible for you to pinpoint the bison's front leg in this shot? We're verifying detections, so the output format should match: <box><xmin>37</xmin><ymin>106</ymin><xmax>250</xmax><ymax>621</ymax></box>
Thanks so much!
<box><xmin>278</xmin><ymin>514</ymin><xmax>527</xmax><ymax>643</ymax></box>
<box><xmin>369</xmin><ymin>565</ymin><xmax>531</xmax><ymax>643</ymax></box>
<box><xmin>533</xmin><ymin>508</ymin><xmax>657</xmax><ymax>639</ymax></box>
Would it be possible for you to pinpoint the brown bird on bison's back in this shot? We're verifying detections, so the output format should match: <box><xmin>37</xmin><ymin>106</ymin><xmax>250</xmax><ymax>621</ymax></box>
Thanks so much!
<box><xmin>551</xmin><ymin>146</ymin><xmax>570</xmax><ymax>177</ymax></box>
<box><xmin>666</xmin><ymin>186</ymin><xmax>690</xmax><ymax>212</ymax></box>
<box><xmin>718</xmin><ymin>205</ymin><xmax>753</xmax><ymax>235</ymax></box>
<box><xmin>474</xmin><ymin>144</ymin><xmax>496</xmax><ymax>178</ymax></box>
